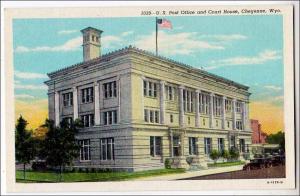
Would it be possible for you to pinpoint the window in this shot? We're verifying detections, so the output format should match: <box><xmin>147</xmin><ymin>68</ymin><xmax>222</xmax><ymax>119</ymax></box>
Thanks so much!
<box><xmin>227</xmin><ymin>121</ymin><xmax>230</xmax><ymax>128</ymax></box>
<box><xmin>225</xmin><ymin>99</ymin><xmax>232</xmax><ymax>112</ymax></box>
<box><xmin>62</xmin><ymin>117</ymin><xmax>73</xmax><ymax>126</ymax></box>
<box><xmin>200</xmin><ymin>93</ymin><xmax>210</xmax><ymax>115</ymax></box>
<box><xmin>236</xmin><ymin>120</ymin><xmax>243</xmax><ymax>130</ymax></box>
<box><xmin>150</xmin><ymin>136</ymin><xmax>162</xmax><ymax>157</ymax></box>
<box><xmin>189</xmin><ymin>137</ymin><xmax>197</xmax><ymax>155</ymax></box>
<box><xmin>155</xmin><ymin>111</ymin><xmax>159</xmax><ymax>123</ymax></box>
<box><xmin>170</xmin><ymin>114</ymin><xmax>173</xmax><ymax>123</ymax></box>
<box><xmin>230</xmin><ymin>136</ymin><xmax>236</xmax><ymax>150</ymax></box>
<box><xmin>96</xmin><ymin>36</ymin><xmax>99</xmax><ymax>42</ymax></box>
<box><xmin>216</xmin><ymin>120</ymin><xmax>218</xmax><ymax>127</ymax></box>
<box><xmin>204</xmin><ymin>138</ymin><xmax>212</xmax><ymax>155</ymax></box>
<box><xmin>144</xmin><ymin>109</ymin><xmax>148</xmax><ymax>122</ymax></box>
<box><xmin>150</xmin><ymin>110</ymin><xmax>154</xmax><ymax>123</ymax></box>
<box><xmin>103</xmin><ymin>110</ymin><xmax>118</xmax><ymax>125</ymax></box>
<box><xmin>236</xmin><ymin>101</ymin><xmax>242</xmax><ymax>113</ymax></box>
<box><xmin>183</xmin><ymin>89</ymin><xmax>193</xmax><ymax>113</ymax></box>
<box><xmin>173</xmin><ymin>136</ymin><xmax>180</xmax><ymax>156</ymax></box>
<box><xmin>203</xmin><ymin>118</ymin><xmax>206</xmax><ymax>126</ymax></box>
<box><xmin>79</xmin><ymin>140</ymin><xmax>90</xmax><ymax>161</ymax></box>
<box><xmin>80</xmin><ymin>114</ymin><xmax>94</xmax><ymax>127</ymax></box>
<box><xmin>144</xmin><ymin>109</ymin><xmax>159</xmax><ymax>124</ymax></box>
<box><xmin>143</xmin><ymin>80</ymin><xmax>158</xmax><ymax>98</ymax></box>
<box><xmin>81</xmin><ymin>87</ymin><xmax>93</xmax><ymax>103</ymax></box>
<box><xmin>63</xmin><ymin>92</ymin><xmax>73</xmax><ymax>107</ymax></box>
<box><xmin>213</xmin><ymin>96</ymin><xmax>222</xmax><ymax>116</ymax></box>
<box><xmin>103</xmin><ymin>81</ymin><xmax>117</xmax><ymax>98</ymax></box>
<box><xmin>100</xmin><ymin>138</ymin><xmax>114</xmax><ymax>160</ymax></box>
<box><xmin>218</xmin><ymin>138</ymin><xmax>224</xmax><ymax>153</ymax></box>
<box><xmin>188</xmin><ymin>116</ymin><xmax>191</xmax><ymax>124</ymax></box>
<box><xmin>92</xmin><ymin>35</ymin><xmax>95</xmax><ymax>41</ymax></box>
<box><xmin>143</xmin><ymin>81</ymin><xmax>147</xmax><ymax>96</ymax></box>
<box><xmin>166</xmin><ymin>85</ymin><xmax>175</xmax><ymax>101</ymax></box>
<box><xmin>239</xmin><ymin>139</ymin><xmax>245</xmax><ymax>153</ymax></box>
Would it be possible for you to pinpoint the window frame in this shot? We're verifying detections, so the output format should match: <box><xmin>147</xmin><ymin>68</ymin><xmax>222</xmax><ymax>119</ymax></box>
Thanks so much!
<box><xmin>79</xmin><ymin>139</ymin><xmax>90</xmax><ymax>161</ymax></box>
<box><xmin>103</xmin><ymin>81</ymin><xmax>117</xmax><ymax>99</ymax></box>
<box><xmin>189</xmin><ymin>137</ymin><xmax>197</xmax><ymax>155</ymax></box>
<box><xmin>204</xmin><ymin>137</ymin><xmax>212</xmax><ymax>155</ymax></box>
<box><xmin>81</xmin><ymin>87</ymin><xmax>94</xmax><ymax>104</ymax></box>
<box><xmin>80</xmin><ymin>114</ymin><xmax>94</xmax><ymax>127</ymax></box>
<box><xmin>63</xmin><ymin>92</ymin><xmax>73</xmax><ymax>107</ymax></box>
<box><xmin>100</xmin><ymin>138</ymin><xmax>115</xmax><ymax>160</ymax></box>
<box><xmin>150</xmin><ymin>136</ymin><xmax>162</xmax><ymax>157</ymax></box>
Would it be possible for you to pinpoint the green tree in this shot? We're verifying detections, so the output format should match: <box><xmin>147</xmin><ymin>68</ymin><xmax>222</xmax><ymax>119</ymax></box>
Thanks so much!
<box><xmin>209</xmin><ymin>149</ymin><xmax>220</xmax><ymax>164</ymax></box>
<box><xmin>266</xmin><ymin>131</ymin><xmax>285</xmax><ymax>152</ymax></box>
<box><xmin>221</xmin><ymin>150</ymin><xmax>230</xmax><ymax>162</ymax></box>
<box><xmin>229</xmin><ymin>147</ymin><xmax>240</xmax><ymax>161</ymax></box>
<box><xmin>42</xmin><ymin>119</ymin><xmax>81</xmax><ymax>181</ymax></box>
<box><xmin>15</xmin><ymin>115</ymin><xmax>35</xmax><ymax>180</ymax></box>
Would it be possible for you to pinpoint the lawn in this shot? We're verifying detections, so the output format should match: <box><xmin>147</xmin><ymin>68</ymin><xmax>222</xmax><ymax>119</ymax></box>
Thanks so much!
<box><xmin>16</xmin><ymin>168</ymin><xmax>185</xmax><ymax>183</ymax></box>
<box><xmin>207</xmin><ymin>161</ymin><xmax>245</xmax><ymax>168</ymax></box>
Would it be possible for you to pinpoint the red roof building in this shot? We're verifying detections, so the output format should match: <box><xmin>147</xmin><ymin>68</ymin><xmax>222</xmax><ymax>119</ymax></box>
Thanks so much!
<box><xmin>251</xmin><ymin>119</ymin><xmax>267</xmax><ymax>144</ymax></box>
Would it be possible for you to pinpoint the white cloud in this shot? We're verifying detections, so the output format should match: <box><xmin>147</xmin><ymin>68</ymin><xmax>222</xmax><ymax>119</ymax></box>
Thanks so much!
<box><xmin>15</xmin><ymin>70</ymin><xmax>48</xmax><ymax>79</ymax></box>
<box><xmin>121</xmin><ymin>31</ymin><xmax>134</xmax><ymax>37</ymax></box>
<box><xmin>200</xmin><ymin>34</ymin><xmax>248</xmax><ymax>42</ymax></box>
<box><xmin>15</xmin><ymin>36</ymin><xmax>82</xmax><ymax>53</ymax></box>
<box><xmin>15</xmin><ymin>94</ymin><xmax>35</xmax><ymax>99</ymax></box>
<box><xmin>206</xmin><ymin>50</ymin><xmax>281</xmax><ymax>70</ymax></box>
<box><xmin>57</xmin><ymin>30</ymin><xmax>77</xmax><ymax>35</ymax></box>
<box><xmin>15</xmin><ymin>84</ymin><xmax>48</xmax><ymax>90</ymax></box>
<box><xmin>134</xmin><ymin>31</ymin><xmax>224</xmax><ymax>55</ymax></box>
<box><xmin>102</xmin><ymin>35</ymin><xmax>124</xmax><ymax>48</ymax></box>
<box><xmin>264</xmin><ymin>85</ymin><xmax>282</xmax><ymax>91</ymax></box>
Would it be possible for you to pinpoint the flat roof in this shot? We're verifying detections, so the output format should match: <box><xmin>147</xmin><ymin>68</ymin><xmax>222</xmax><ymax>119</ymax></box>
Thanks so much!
<box><xmin>47</xmin><ymin>45</ymin><xmax>249</xmax><ymax>90</ymax></box>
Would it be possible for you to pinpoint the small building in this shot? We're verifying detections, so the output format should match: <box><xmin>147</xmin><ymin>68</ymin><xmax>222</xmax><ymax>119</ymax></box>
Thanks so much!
<box><xmin>45</xmin><ymin>27</ymin><xmax>253</xmax><ymax>171</ymax></box>
<box><xmin>251</xmin><ymin>119</ymin><xmax>267</xmax><ymax>144</ymax></box>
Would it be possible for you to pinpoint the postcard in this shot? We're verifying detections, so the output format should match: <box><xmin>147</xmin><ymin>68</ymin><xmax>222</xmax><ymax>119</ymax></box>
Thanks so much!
<box><xmin>2</xmin><ymin>2</ymin><xmax>298</xmax><ymax>194</ymax></box>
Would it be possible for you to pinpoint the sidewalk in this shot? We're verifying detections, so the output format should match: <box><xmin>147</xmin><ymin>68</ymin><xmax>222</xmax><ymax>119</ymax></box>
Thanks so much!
<box><xmin>134</xmin><ymin>165</ymin><xmax>244</xmax><ymax>181</ymax></box>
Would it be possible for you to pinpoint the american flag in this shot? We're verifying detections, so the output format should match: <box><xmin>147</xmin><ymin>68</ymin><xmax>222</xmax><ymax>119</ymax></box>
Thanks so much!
<box><xmin>157</xmin><ymin>18</ymin><xmax>172</xmax><ymax>29</ymax></box>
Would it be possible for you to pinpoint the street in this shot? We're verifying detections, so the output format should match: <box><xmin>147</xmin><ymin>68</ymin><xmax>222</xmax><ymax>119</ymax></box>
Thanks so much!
<box><xmin>179</xmin><ymin>165</ymin><xmax>285</xmax><ymax>180</ymax></box>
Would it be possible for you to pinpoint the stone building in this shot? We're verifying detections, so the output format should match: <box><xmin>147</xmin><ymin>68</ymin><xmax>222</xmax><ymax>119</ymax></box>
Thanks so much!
<box><xmin>45</xmin><ymin>27</ymin><xmax>252</xmax><ymax>171</ymax></box>
<box><xmin>251</xmin><ymin>119</ymin><xmax>267</xmax><ymax>144</ymax></box>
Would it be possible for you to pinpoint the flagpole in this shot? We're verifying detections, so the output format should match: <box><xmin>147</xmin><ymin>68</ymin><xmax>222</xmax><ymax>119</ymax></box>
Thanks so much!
<box><xmin>155</xmin><ymin>17</ymin><xmax>158</xmax><ymax>56</ymax></box>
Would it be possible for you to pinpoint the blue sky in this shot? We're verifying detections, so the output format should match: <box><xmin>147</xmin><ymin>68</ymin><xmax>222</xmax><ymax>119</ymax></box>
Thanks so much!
<box><xmin>13</xmin><ymin>15</ymin><xmax>284</xmax><ymax>132</ymax></box>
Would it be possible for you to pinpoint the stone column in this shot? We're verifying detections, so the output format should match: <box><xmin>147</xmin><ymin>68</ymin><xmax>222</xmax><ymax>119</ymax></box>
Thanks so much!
<box><xmin>73</xmin><ymin>87</ymin><xmax>78</xmax><ymax>120</ymax></box>
<box><xmin>180</xmin><ymin>133</ymin><xmax>185</xmax><ymax>156</ymax></box>
<box><xmin>242</xmin><ymin>102</ymin><xmax>247</xmax><ymax>131</ymax></box>
<box><xmin>94</xmin><ymin>82</ymin><xmax>100</xmax><ymax>125</ymax></box>
<box><xmin>222</xmin><ymin>96</ymin><xmax>226</xmax><ymax>129</ymax></box>
<box><xmin>160</xmin><ymin>81</ymin><xmax>165</xmax><ymax>124</ymax></box>
<box><xmin>55</xmin><ymin>91</ymin><xmax>60</xmax><ymax>126</ymax></box>
<box><xmin>209</xmin><ymin>93</ymin><xmax>214</xmax><ymax>128</ymax></box>
<box><xmin>195</xmin><ymin>90</ymin><xmax>200</xmax><ymax>127</ymax></box>
<box><xmin>232</xmin><ymin>98</ymin><xmax>237</xmax><ymax>130</ymax></box>
<box><xmin>170</xmin><ymin>130</ymin><xmax>174</xmax><ymax>157</ymax></box>
<box><xmin>179</xmin><ymin>85</ymin><xmax>185</xmax><ymax>127</ymax></box>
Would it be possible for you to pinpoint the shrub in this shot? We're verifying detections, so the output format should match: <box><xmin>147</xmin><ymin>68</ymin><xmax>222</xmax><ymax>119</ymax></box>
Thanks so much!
<box><xmin>186</xmin><ymin>157</ymin><xmax>193</xmax><ymax>165</ymax></box>
<box><xmin>221</xmin><ymin>150</ymin><xmax>230</xmax><ymax>162</ymax></box>
<box><xmin>209</xmin><ymin>150</ymin><xmax>220</xmax><ymax>163</ymax></box>
<box><xmin>229</xmin><ymin>147</ymin><xmax>240</xmax><ymax>161</ymax></box>
<box><xmin>164</xmin><ymin>158</ymin><xmax>171</xmax><ymax>169</ymax></box>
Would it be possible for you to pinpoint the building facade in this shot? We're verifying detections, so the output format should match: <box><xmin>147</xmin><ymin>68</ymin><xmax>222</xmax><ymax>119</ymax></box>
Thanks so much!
<box><xmin>251</xmin><ymin>119</ymin><xmax>267</xmax><ymax>144</ymax></box>
<box><xmin>45</xmin><ymin>27</ymin><xmax>252</xmax><ymax>171</ymax></box>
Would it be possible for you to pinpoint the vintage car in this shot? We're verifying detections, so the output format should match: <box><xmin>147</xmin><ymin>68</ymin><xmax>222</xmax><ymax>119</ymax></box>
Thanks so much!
<box><xmin>243</xmin><ymin>158</ymin><xmax>266</xmax><ymax>170</ymax></box>
<box><xmin>270</xmin><ymin>154</ymin><xmax>285</xmax><ymax>166</ymax></box>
